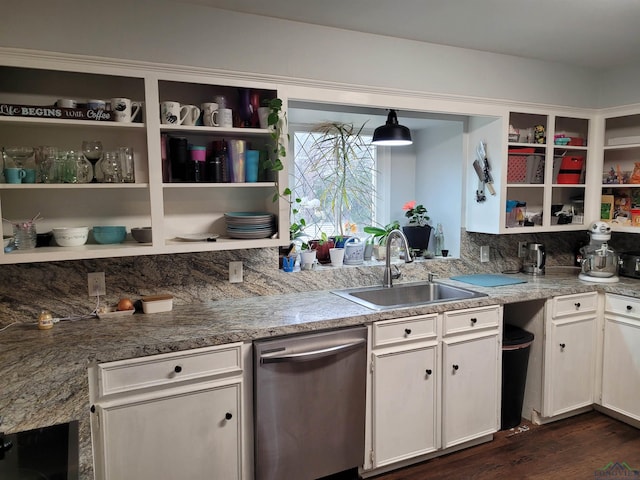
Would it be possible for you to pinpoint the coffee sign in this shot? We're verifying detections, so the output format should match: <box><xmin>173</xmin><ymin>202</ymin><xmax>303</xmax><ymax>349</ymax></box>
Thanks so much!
<box><xmin>0</xmin><ymin>103</ymin><xmax>112</xmax><ymax>121</ymax></box>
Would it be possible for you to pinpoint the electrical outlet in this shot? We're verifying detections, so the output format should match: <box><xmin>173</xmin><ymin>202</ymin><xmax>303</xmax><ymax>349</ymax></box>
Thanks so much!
<box><xmin>229</xmin><ymin>261</ymin><xmax>243</xmax><ymax>283</ymax></box>
<box><xmin>480</xmin><ymin>245</ymin><xmax>490</xmax><ymax>263</ymax></box>
<box><xmin>518</xmin><ymin>241</ymin><xmax>528</xmax><ymax>258</ymax></box>
<box><xmin>88</xmin><ymin>272</ymin><xmax>106</xmax><ymax>296</ymax></box>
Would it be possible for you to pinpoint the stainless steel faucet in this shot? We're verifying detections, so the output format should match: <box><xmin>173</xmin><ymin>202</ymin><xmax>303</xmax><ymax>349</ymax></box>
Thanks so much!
<box><xmin>383</xmin><ymin>229</ymin><xmax>414</xmax><ymax>288</ymax></box>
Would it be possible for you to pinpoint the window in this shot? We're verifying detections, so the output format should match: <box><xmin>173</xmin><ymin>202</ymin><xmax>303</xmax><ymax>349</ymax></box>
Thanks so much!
<box><xmin>291</xmin><ymin>128</ymin><xmax>378</xmax><ymax>240</ymax></box>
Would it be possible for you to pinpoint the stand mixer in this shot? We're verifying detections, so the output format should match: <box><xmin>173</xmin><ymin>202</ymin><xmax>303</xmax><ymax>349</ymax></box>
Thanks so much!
<box><xmin>578</xmin><ymin>221</ymin><xmax>620</xmax><ymax>283</ymax></box>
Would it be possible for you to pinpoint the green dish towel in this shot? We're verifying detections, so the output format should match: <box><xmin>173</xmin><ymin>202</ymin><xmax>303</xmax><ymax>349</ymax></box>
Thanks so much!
<box><xmin>450</xmin><ymin>274</ymin><xmax>527</xmax><ymax>287</ymax></box>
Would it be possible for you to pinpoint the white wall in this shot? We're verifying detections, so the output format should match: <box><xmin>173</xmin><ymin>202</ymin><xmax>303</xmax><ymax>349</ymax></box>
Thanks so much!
<box><xmin>597</xmin><ymin>64</ymin><xmax>640</xmax><ymax>108</ymax></box>
<box><xmin>414</xmin><ymin>124</ymin><xmax>465</xmax><ymax>257</ymax></box>
<box><xmin>387</xmin><ymin>146</ymin><xmax>417</xmax><ymax>225</ymax></box>
<box><xmin>2</xmin><ymin>0</ymin><xmax>603</xmax><ymax>108</ymax></box>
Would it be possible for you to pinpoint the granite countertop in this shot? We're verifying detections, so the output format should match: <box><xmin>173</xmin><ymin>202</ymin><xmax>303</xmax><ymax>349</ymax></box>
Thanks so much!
<box><xmin>1</xmin><ymin>271</ymin><xmax>639</xmax><ymax>478</ymax></box>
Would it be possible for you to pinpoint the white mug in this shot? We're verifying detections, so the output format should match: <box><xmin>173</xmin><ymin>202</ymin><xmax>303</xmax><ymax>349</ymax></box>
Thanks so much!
<box><xmin>201</xmin><ymin>102</ymin><xmax>219</xmax><ymax>127</ymax></box>
<box><xmin>56</xmin><ymin>98</ymin><xmax>76</xmax><ymax>108</ymax></box>
<box><xmin>111</xmin><ymin>97</ymin><xmax>141</xmax><ymax>123</ymax></box>
<box><xmin>219</xmin><ymin>108</ymin><xmax>233</xmax><ymax>128</ymax></box>
<box><xmin>181</xmin><ymin>105</ymin><xmax>201</xmax><ymax>126</ymax></box>
<box><xmin>160</xmin><ymin>101</ymin><xmax>188</xmax><ymax>125</ymax></box>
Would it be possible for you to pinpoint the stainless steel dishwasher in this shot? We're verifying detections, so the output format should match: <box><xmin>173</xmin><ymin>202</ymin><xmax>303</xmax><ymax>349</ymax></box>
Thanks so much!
<box><xmin>254</xmin><ymin>326</ymin><xmax>367</xmax><ymax>480</ymax></box>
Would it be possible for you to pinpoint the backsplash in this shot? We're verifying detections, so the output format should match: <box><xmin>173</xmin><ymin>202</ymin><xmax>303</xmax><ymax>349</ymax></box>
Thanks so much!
<box><xmin>0</xmin><ymin>229</ymin><xmax>636</xmax><ymax>328</ymax></box>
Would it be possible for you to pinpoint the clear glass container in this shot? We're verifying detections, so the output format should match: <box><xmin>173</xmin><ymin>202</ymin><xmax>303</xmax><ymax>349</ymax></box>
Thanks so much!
<box><xmin>13</xmin><ymin>221</ymin><xmax>37</xmax><ymax>250</ymax></box>
<box><xmin>101</xmin><ymin>151</ymin><xmax>121</xmax><ymax>183</ymax></box>
<box><xmin>118</xmin><ymin>147</ymin><xmax>135</xmax><ymax>183</ymax></box>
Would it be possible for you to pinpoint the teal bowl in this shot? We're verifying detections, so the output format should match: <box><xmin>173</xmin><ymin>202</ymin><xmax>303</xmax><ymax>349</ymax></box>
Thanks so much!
<box><xmin>92</xmin><ymin>226</ymin><xmax>127</xmax><ymax>244</ymax></box>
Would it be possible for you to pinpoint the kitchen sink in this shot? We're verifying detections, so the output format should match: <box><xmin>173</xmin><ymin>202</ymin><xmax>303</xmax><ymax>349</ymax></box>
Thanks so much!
<box><xmin>332</xmin><ymin>281</ymin><xmax>487</xmax><ymax>310</ymax></box>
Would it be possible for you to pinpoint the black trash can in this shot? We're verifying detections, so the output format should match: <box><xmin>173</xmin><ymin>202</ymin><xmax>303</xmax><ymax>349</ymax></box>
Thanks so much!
<box><xmin>501</xmin><ymin>324</ymin><xmax>535</xmax><ymax>430</ymax></box>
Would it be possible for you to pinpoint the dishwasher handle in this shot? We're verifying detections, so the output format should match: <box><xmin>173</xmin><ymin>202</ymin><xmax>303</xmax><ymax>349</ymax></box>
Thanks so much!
<box><xmin>260</xmin><ymin>338</ymin><xmax>366</xmax><ymax>364</ymax></box>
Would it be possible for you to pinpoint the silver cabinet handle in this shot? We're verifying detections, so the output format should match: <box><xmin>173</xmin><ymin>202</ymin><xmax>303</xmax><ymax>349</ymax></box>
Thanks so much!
<box><xmin>260</xmin><ymin>339</ymin><xmax>366</xmax><ymax>364</ymax></box>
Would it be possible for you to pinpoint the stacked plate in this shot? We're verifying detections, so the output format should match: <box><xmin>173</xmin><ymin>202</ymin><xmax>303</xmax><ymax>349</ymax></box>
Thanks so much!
<box><xmin>225</xmin><ymin>212</ymin><xmax>276</xmax><ymax>239</ymax></box>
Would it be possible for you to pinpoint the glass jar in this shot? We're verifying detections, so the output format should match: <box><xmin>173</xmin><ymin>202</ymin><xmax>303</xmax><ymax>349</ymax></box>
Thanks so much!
<box><xmin>101</xmin><ymin>151</ymin><xmax>121</xmax><ymax>183</ymax></box>
<box><xmin>13</xmin><ymin>221</ymin><xmax>37</xmax><ymax>250</ymax></box>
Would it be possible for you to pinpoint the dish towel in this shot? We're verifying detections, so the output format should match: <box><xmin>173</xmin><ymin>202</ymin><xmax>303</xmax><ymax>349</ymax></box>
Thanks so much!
<box><xmin>449</xmin><ymin>274</ymin><xmax>527</xmax><ymax>287</ymax></box>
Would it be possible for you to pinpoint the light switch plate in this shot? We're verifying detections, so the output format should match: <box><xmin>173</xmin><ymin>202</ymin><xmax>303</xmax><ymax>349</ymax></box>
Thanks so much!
<box><xmin>229</xmin><ymin>261</ymin><xmax>243</xmax><ymax>283</ymax></box>
<box><xmin>480</xmin><ymin>245</ymin><xmax>490</xmax><ymax>263</ymax></box>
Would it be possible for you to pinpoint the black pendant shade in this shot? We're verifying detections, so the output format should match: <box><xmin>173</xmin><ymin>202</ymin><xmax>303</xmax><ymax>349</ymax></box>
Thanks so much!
<box><xmin>372</xmin><ymin>109</ymin><xmax>413</xmax><ymax>146</ymax></box>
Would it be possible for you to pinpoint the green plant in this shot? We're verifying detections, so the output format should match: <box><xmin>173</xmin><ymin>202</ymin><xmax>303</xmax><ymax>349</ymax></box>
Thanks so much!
<box><xmin>364</xmin><ymin>220</ymin><xmax>400</xmax><ymax>245</ymax></box>
<box><xmin>403</xmin><ymin>200</ymin><xmax>430</xmax><ymax>226</ymax></box>
<box><xmin>265</xmin><ymin>98</ymin><xmax>288</xmax><ymax>174</ymax></box>
<box><xmin>264</xmin><ymin>98</ymin><xmax>307</xmax><ymax>243</ymax></box>
<box><xmin>303</xmin><ymin>121</ymin><xmax>375</xmax><ymax>237</ymax></box>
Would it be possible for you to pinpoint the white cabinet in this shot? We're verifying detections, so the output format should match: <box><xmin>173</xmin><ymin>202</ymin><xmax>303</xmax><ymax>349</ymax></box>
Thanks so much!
<box><xmin>466</xmin><ymin>109</ymin><xmax>595</xmax><ymax>234</ymax></box>
<box><xmin>542</xmin><ymin>292</ymin><xmax>598</xmax><ymax>417</ymax></box>
<box><xmin>441</xmin><ymin>306</ymin><xmax>501</xmax><ymax>448</ymax></box>
<box><xmin>504</xmin><ymin>111</ymin><xmax>591</xmax><ymax>232</ymax></box>
<box><xmin>370</xmin><ymin>315</ymin><xmax>439</xmax><ymax>468</ymax></box>
<box><xmin>89</xmin><ymin>343</ymin><xmax>249</xmax><ymax>480</ymax></box>
<box><xmin>600</xmin><ymin>110</ymin><xmax>640</xmax><ymax>232</ymax></box>
<box><xmin>601</xmin><ymin>294</ymin><xmax>640</xmax><ymax>422</ymax></box>
<box><xmin>0</xmin><ymin>53</ymin><xmax>288</xmax><ymax>264</ymax></box>
<box><xmin>367</xmin><ymin>305</ymin><xmax>501</xmax><ymax>472</ymax></box>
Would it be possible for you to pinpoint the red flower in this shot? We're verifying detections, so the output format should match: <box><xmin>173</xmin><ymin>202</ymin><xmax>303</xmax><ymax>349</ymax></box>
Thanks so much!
<box><xmin>402</xmin><ymin>200</ymin><xmax>416</xmax><ymax>211</ymax></box>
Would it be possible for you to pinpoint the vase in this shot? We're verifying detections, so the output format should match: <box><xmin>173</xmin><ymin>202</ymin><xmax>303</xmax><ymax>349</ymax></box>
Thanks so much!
<box><xmin>402</xmin><ymin>225</ymin><xmax>432</xmax><ymax>252</ymax></box>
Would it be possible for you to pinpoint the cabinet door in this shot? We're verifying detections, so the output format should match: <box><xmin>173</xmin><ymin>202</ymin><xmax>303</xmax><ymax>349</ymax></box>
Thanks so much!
<box><xmin>601</xmin><ymin>316</ymin><xmax>640</xmax><ymax>421</ymax></box>
<box><xmin>96</xmin><ymin>382</ymin><xmax>241</xmax><ymax>480</ymax></box>
<box><xmin>372</xmin><ymin>344</ymin><xmax>438</xmax><ymax>467</ymax></box>
<box><xmin>544</xmin><ymin>317</ymin><xmax>596</xmax><ymax>417</ymax></box>
<box><xmin>441</xmin><ymin>334</ymin><xmax>499</xmax><ymax>449</ymax></box>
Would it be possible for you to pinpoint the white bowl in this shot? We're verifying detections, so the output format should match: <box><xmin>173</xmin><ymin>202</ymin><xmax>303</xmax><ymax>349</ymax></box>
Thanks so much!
<box><xmin>52</xmin><ymin>227</ymin><xmax>89</xmax><ymax>247</ymax></box>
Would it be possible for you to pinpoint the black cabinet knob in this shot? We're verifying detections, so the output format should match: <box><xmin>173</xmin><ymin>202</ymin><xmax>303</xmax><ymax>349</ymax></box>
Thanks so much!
<box><xmin>90</xmin><ymin>405</ymin><xmax>96</xmax><ymax>414</ymax></box>
<box><xmin>425</xmin><ymin>369</ymin><xmax>432</xmax><ymax>375</ymax></box>
<box><xmin>174</xmin><ymin>365</ymin><xmax>182</xmax><ymax>373</ymax></box>
<box><xmin>452</xmin><ymin>364</ymin><xmax>459</xmax><ymax>371</ymax></box>
<box><xmin>225</xmin><ymin>412</ymin><xmax>233</xmax><ymax>420</ymax></box>
<box><xmin>627</xmin><ymin>305</ymin><xmax>633</xmax><ymax>311</ymax></box>
<box><xmin>404</xmin><ymin>328</ymin><xmax>412</xmax><ymax>335</ymax></box>
<box><xmin>470</xmin><ymin>318</ymin><xmax>477</xmax><ymax>324</ymax></box>
<box><xmin>574</xmin><ymin>302</ymin><xmax>581</xmax><ymax>309</ymax></box>
<box><xmin>560</xmin><ymin>343</ymin><xmax>566</xmax><ymax>349</ymax></box>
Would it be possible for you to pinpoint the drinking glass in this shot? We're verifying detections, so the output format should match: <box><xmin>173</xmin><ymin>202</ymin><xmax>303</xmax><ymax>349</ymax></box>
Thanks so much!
<box><xmin>101</xmin><ymin>151</ymin><xmax>121</xmax><ymax>183</ymax></box>
<box><xmin>118</xmin><ymin>147</ymin><xmax>135</xmax><ymax>183</ymax></box>
<box><xmin>82</xmin><ymin>140</ymin><xmax>103</xmax><ymax>183</ymax></box>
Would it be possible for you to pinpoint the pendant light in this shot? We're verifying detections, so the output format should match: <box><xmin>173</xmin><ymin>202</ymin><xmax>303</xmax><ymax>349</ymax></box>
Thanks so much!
<box><xmin>372</xmin><ymin>109</ymin><xmax>413</xmax><ymax>146</ymax></box>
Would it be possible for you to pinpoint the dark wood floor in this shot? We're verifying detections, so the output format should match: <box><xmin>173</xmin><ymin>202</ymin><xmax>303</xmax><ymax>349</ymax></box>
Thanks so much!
<box><xmin>372</xmin><ymin>411</ymin><xmax>640</xmax><ymax>479</ymax></box>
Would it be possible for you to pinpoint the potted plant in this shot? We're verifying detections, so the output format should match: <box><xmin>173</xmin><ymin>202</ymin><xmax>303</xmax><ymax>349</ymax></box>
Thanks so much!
<box><xmin>301</xmin><ymin>121</ymin><xmax>375</xmax><ymax>238</ymax></box>
<box><xmin>401</xmin><ymin>201</ymin><xmax>432</xmax><ymax>252</ymax></box>
<box><xmin>364</xmin><ymin>220</ymin><xmax>400</xmax><ymax>260</ymax></box>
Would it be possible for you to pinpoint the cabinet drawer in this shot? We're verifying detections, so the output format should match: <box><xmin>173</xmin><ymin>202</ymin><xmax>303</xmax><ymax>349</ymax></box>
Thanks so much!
<box><xmin>443</xmin><ymin>306</ymin><xmax>500</xmax><ymax>336</ymax></box>
<box><xmin>551</xmin><ymin>292</ymin><xmax>598</xmax><ymax>318</ymax></box>
<box><xmin>606</xmin><ymin>294</ymin><xmax>640</xmax><ymax>319</ymax></box>
<box><xmin>373</xmin><ymin>314</ymin><xmax>437</xmax><ymax>347</ymax></box>
<box><xmin>98</xmin><ymin>343</ymin><xmax>242</xmax><ymax>396</ymax></box>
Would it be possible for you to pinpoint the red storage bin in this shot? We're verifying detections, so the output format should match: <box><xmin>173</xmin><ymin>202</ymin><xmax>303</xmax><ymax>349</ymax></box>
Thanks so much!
<box><xmin>557</xmin><ymin>156</ymin><xmax>584</xmax><ymax>184</ymax></box>
<box><xmin>508</xmin><ymin>148</ymin><xmax>535</xmax><ymax>183</ymax></box>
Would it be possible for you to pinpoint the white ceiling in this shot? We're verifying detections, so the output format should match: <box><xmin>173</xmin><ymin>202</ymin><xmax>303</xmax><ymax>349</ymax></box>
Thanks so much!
<box><xmin>175</xmin><ymin>0</ymin><xmax>640</xmax><ymax>70</ymax></box>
